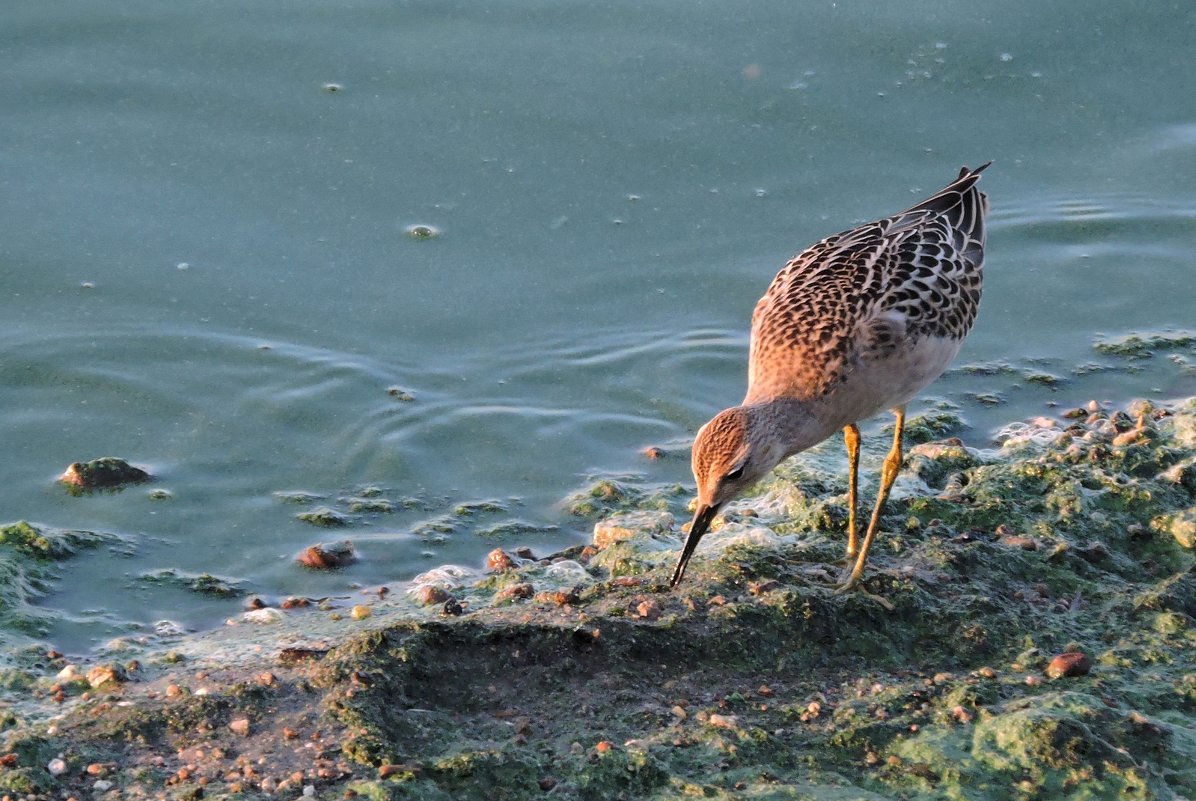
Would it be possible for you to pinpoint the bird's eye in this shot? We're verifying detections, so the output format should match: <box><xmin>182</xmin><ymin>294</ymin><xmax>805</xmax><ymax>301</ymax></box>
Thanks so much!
<box><xmin>724</xmin><ymin>465</ymin><xmax>745</xmax><ymax>482</ymax></box>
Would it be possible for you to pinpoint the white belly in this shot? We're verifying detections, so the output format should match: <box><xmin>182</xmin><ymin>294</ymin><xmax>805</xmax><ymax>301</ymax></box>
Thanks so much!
<box><xmin>812</xmin><ymin>335</ymin><xmax>963</xmax><ymax>433</ymax></box>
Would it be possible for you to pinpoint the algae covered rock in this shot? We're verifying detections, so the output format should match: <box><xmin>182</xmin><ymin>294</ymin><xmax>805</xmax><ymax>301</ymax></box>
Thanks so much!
<box><xmin>592</xmin><ymin>511</ymin><xmax>675</xmax><ymax>549</ymax></box>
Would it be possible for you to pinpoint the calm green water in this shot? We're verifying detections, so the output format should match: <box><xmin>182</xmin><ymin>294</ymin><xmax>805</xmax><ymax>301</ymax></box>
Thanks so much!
<box><xmin>2</xmin><ymin>0</ymin><xmax>1194</xmax><ymax>654</ymax></box>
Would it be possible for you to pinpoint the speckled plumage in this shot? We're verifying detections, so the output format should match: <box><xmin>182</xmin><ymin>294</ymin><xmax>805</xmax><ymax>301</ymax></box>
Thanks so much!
<box><xmin>746</xmin><ymin>164</ymin><xmax>988</xmax><ymax>407</ymax></box>
<box><xmin>671</xmin><ymin>164</ymin><xmax>991</xmax><ymax>592</ymax></box>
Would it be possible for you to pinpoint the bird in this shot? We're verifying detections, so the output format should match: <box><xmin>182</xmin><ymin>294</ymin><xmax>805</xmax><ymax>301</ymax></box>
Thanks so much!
<box><xmin>670</xmin><ymin>163</ymin><xmax>990</xmax><ymax>603</ymax></box>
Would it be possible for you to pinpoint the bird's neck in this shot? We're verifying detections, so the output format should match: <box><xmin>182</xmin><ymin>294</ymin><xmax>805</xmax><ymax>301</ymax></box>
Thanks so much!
<box><xmin>745</xmin><ymin>398</ymin><xmax>837</xmax><ymax>459</ymax></box>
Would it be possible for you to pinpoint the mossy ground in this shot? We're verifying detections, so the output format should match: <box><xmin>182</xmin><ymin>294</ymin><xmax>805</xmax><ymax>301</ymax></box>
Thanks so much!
<box><xmin>3</xmin><ymin>398</ymin><xmax>1196</xmax><ymax>800</ymax></box>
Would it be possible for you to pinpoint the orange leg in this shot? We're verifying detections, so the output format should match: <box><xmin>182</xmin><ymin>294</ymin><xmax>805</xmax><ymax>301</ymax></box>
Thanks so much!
<box><xmin>836</xmin><ymin>406</ymin><xmax>904</xmax><ymax>610</ymax></box>
<box><xmin>843</xmin><ymin>423</ymin><xmax>861</xmax><ymax>559</ymax></box>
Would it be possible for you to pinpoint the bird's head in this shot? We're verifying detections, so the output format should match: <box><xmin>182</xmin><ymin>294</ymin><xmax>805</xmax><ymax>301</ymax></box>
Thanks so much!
<box><xmin>670</xmin><ymin>406</ymin><xmax>785</xmax><ymax>587</ymax></box>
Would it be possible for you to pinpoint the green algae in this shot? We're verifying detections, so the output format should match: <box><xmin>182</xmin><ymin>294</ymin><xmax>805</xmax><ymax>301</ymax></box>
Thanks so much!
<box><xmin>297</xmin><ymin>506</ymin><xmax>353</xmax><ymax>527</ymax></box>
<box><xmin>5</xmin><ymin>398</ymin><xmax>1196</xmax><ymax>801</ymax></box>
<box><xmin>0</xmin><ymin>522</ymin><xmax>112</xmax><ymax>643</ymax></box>
<box><xmin>139</xmin><ymin>569</ymin><xmax>246</xmax><ymax>598</ymax></box>
<box><xmin>1094</xmin><ymin>330</ymin><xmax>1196</xmax><ymax>359</ymax></box>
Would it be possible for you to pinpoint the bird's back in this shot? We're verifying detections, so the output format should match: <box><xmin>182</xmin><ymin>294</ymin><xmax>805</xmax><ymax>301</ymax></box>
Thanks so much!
<box><xmin>745</xmin><ymin>165</ymin><xmax>989</xmax><ymax>409</ymax></box>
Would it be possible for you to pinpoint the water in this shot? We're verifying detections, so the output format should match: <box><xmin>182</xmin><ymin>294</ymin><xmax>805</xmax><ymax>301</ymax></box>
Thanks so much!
<box><xmin>2</xmin><ymin>0</ymin><xmax>1194</xmax><ymax>654</ymax></box>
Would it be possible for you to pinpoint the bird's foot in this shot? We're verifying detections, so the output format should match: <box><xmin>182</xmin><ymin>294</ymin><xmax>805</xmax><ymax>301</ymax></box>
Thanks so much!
<box><xmin>833</xmin><ymin>575</ymin><xmax>895</xmax><ymax>611</ymax></box>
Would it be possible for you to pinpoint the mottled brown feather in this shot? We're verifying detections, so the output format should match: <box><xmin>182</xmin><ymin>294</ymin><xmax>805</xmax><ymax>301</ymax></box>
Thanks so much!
<box><xmin>745</xmin><ymin>165</ymin><xmax>989</xmax><ymax>404</ymax></box>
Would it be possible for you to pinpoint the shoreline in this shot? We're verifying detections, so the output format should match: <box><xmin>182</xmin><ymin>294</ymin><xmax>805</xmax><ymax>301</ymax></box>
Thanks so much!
<box><xmin>2</xmin><ymin>394</ymin><xmax>1194</xmax><ymax>799</ymax></box>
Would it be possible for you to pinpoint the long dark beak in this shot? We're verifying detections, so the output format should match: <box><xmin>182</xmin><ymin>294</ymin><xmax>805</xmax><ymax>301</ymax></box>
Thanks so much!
<box><xmin>670</xmin><ymin>503</ymin><xmax>719</xmax><ymax>587</ymax></box>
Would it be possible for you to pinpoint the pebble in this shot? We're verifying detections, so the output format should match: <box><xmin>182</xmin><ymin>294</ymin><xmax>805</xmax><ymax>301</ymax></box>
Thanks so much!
<box><xmin>635</xmin><ymin>599</ymin><xmax>661</xmax><ymax>620</ymax></box>
<box><xmin>413</xmin><ymin>585</ymin><xmax>449</xmax><ymax>606</ymax></box>
<box><xmin>93</xmin><ymin>780</ymin><xmax>113</xmax><ymax>792</ymax></box>
<box><xmin>47</xmin><ymin>758</ymin><xmax>66</xmax><ymax>776</ymax></box>
<box><xmin>296</xmin><ymin>541</ymin><xmax>356</xmax><ymax>569</ymax></box>
<box><xmin>707</xmin><ymin>713</ymin><xmax>740</xmax><ymax>729</ymax></box>
<box><xmin>87</xmin><ymin>664</ymin><xmax>126</xmax><ymax>689</ymax></box>
<box><xmin>1046</xmin><ymin>651</ymin><xmax>1092</xmax><ymax>679</ymax></box>
<box><xmin>486</xmin><ymin>548</ymin><xmax>517</xmax><ymax>572</ymax></box>
<box><xmin>350</xmin><ymin>605</ymin><xmax>372</xmax><ymax>620</ymax></box>
<box><xmin>495</xmin><ymin>583</ymin><xmax>534</xmax><ymax>603</ymax></box>
<box><xmin>229</xmin><ymin>718</ymin><xmax>250</xmax><ymax>736</ymax></box>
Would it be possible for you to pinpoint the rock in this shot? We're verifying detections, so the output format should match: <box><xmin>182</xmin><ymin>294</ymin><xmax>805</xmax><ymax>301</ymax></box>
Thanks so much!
<box><xmin>1045</xmin><ymin>652</ymin><xmax>1092</xmax><ymax>679</ymax></box>
<box><xmin>87</xmin><ymin>663</ymin><xmax>127</xmax><ymax>688</ymax></box>
<box><xmin>47</xmin><ymin>758</ymin><xmax>66</xmax><ymax>775</ymax></box>
<box><xmin>1155</xmin><ymin>509</ymin><xmax>1196</xmax><ymax>549</ymax></box>
<box><xmin>707</xmin><ymin>713</ymin><xmax>740</xmax><ymax>729</ymax></box>
<box><xmin>413</xmin><ymin>585</ymin><xmax>450</xmax><ymax>606</ymax></box>
<box><xmin>296</xmin><ymin>540</ymin><xmax>356</xmax><ymax>569</ymax></box>
<box><xmin>534</xmin><ymin>589</ymin><xmax>580</xmax><ymax>606</ymax></box>
<box><xmin>999</xmin><ymin>534</ymin><xmax>1039</xmax><ymax>551</ymax></box>
<box><xmin>593</xmin><ymin>511</ymin><xmax>675</xmax><ymax>549</ymax></box>
<box><xmin>350</xmin><ymin>605</ymin><xmax>372</xmax><ymax>620</ymax></box>
<box><xmin>486</xmin><ymin>548</ymin><xmax>518</xmax><ymax>572</ymax></box>
<box><xmin>635</xmin><ymin>599</ymin><xmax>661</xmax><ymax>620</ymax></box>
<box><xmin>494</xmin><ymin>583</ymin><xmax>534</xmax><ymax>604</ymax></box>
<box><xmin>229</xmin><ymin>717</ymin><xmax>250</xmax><ymax>736</ymax></box>
<box><xmin>59</xmin><ymin>457</ymin><xmax>151</xmax><ymax>490</ymax></box>
<box><xmin>93</xmin><ymin>779</ymin><xmax>114</xmax><ymax>792</ymax></box>
<box><xmin>297</xmin><ymin>507</ymin><xmax>352</xmax><ymax>527</ymax></box>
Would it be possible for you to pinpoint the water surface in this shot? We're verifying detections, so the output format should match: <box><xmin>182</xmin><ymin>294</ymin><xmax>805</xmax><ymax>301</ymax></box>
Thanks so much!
<box><xmin>2</xmin><ymin>0</ymin><xmax>1194</xmax><ymax>653</ymax></box>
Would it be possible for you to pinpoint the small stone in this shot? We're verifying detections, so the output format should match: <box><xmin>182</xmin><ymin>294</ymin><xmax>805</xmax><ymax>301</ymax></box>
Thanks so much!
<box><xmin>86</xmin><ymin>763</ymin><xmax>107</xmax><ymax>776</ymax></box>
<box><xmin>642</xmin><ymin>446</ymin><xmax>665</xmax><ymax>460</ymax></box>
<box><xmin>413</xmin><ymin>585</ymin><xmax>449</xmax><ymax>606</ymax></box>
<box><xmin>296</xmin><ymin>540</ymin><xmax>356</xmax><ymax>569</ymax></box>
<box><xmin>951</xmin><ymin>705</ymin><xmax>973</xmax><ymax>723</ymax></box>
<box><xmin>494</xmin><ymin>583</ymin><xmax>534</xmax><ymax>604</ymax></box>
<box><xmin>1045</xmin><ymin>651</ymin><xmax>1092</xmax><ymax>679</ymax></box>
<box><xmin>758</xmin><ymin>685</ymin><xmax>774</xmax><ymax>697</ymax></box>
<box><xmin>1024</xmin><ymin>675</ymin><xmax>1043</xmax><ymax>687</ymax></box>
<box><xmin>671</xmin><ymin>705</ymin><xmax>687</xmax><ymax>720</ymax></box>
<box><xmin>256</xmin><ymin>672</ymin><xmax>276</xmax><ymax>687</ymax></box>
<box><xmin>165</xmin><ymin>684</ymin><xmax>184</xmax><ymax>698</ymax></box>
<box><xmin>595</xmin><ymin>740</ymin><xmax>614</xmax><ymax>754</ymax></box>
<box><xmin>87</xmin><ymin>664</ymin><xmax>127</xmax><ymax>688</ymax></box>
<box><xmin>593</xmin><ymin>511</ymin><xmax>675</xmax><ymax>549</ymax></box>
<box><xmin>538</xmin><ymin>776</ymin><xmax>558</xmax><ymax>791</ymax></box>
<box><xmin>230</xmin><ymin>718</ymin><xmax>250</xmax><ymax>736</ymax></box>
<box><xmin>533</xmin><ymin>589</ymin><xmax>579</xmax><ymax>606</ymax></box>
<box><xmin>47</xmin><ymin>758</ymin><xmax>66</xmax><ymax>776</ymax></box>
<box><xmin>707</xmin><ymin>713</ymin><xmax>740</xmax><ymax>729</ymax></box>
<box><xmin>486</xmin><ymin>548</ymin><xmax>517</xmax><ymax>572</ymax></box>
<box><xmin>350</xmin><ymin>605</ymin><xmax>372</xmax><ymax>620</ymax></box>
<box><xmin>635</xmin><ymin>599</ymin><xmax>661</xmax><ymax>620</ymax></box>
<box><xmin>405</xmin><ymin>224</ymin><xmax>441</xmax><ymax>240</ymax></box>
<box><xmin>93</xmin><ymin>780</ymin><xmax>113</xmax><ymax>792</ymax></box>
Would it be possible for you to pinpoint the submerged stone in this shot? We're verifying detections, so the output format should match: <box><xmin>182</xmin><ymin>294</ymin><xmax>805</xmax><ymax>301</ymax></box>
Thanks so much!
<box><xmin>59</xmin><ymin>457</ymin><xmax>150</xmax><ymax>491</ymax></box>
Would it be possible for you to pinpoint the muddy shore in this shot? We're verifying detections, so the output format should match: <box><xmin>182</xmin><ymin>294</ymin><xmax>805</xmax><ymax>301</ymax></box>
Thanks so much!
<box><xmin>2</xmin><ymin>396</ymin><xmax>1195</xmax><ymax>800</ymax></box>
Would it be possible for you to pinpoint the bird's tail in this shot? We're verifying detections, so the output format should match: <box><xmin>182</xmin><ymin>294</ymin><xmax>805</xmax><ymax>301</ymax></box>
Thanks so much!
<box><xmin>893</xmin><ymin>162</ymin><xmax>990</xmax><ymax>258</ymax></box>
